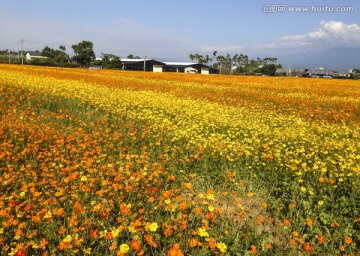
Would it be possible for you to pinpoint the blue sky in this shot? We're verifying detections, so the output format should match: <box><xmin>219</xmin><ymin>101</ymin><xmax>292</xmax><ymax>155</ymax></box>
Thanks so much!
<box><xmin>1</xmin><ymin>0</ymin><xmax>359</xmax><ymax>61</ymax></box>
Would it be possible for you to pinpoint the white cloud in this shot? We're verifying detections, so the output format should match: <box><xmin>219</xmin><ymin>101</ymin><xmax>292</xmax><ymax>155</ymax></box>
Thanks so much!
<box><xmin>256</xmin><ymin>20</ymin><xmax>360</xmax><ymax>53</ymax></box>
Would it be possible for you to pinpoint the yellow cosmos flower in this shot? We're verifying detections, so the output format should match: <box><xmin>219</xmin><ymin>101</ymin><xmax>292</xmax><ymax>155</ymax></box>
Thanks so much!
<box><xmin>216</xmin><ymin>241</ymin><xmax>227</xmax><ymax>253</ymax></box>
<box><xmin>128</xmin><ymin>226</ymin><xmax>136</xmax><ymax>233</ymax></box>
<box><xmin>198</xmin><ymin>227</ymin><xmax>209</xmax><ymax>237</ymax></box>
<box><xmin>149</xmin><ymin>222</ymin><xmax>158</xmax><ymax>232</ymax></box>
<box><xmin>119</xmin><ymin>244</ymin><xmax>130</xmax><ymax>254</ymax></box>
<box><xmin>208</xmin><ymin>205</ymin><xmax>214</xmax><ymax>212</ymax></box>
<box><xmin>82</xmin><ymin>248</ymin><xmax>92</xmax><ymax>254</ymax></box>
<box><xmin>206</xmin><ymin>193</ymin><xmax>215</xmax><ymax>200</ymax></box>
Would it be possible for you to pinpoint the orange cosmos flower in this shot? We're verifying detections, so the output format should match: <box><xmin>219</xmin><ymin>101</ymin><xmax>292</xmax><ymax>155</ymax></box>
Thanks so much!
<box><xmin>167</xmin><ymin>243</ymin><xmax>184</xmax><ymax>256</ymax></box>
<box><xmin>15</xmin><ymin>249</ymin><xmax>26</xmax><ymax>256</ymax></box>
<box><xmin>306</xmin><ymin>218</ymin><xmax>313</xmax><ymax>227</ymax></box>
<box><xmin>109</xmin><ymin>241</ymin><xmax>118</xmax><ymax>251</ymax></box>
<box><xmin>344</xmin><ymin>236</ymin><xmax>353</xmax><ymax>244</ymax></box>
<box><xmin>53</xmin><ymin>208</ymin><xmax>65</xmax><ymax>216</ymax></box>
<box><xmin>303</xmin><ymin>243</ymin><xmax>313</xmax><ymax>252</ymax></box>
<box><xmin>90</xmin><ymin>228</ymin><xmax>99</xmax><ymax>239</ymax></box>
<box><xmin>207</xmin><ymin>237</ymin><xmax>217</xmax><ymax>249</ymax></box>
<box><xmin>168</xmin><ymin>175</ymin><xmax>176</xmax><ymax>181</ymax></box>
<box><xmin>250</xmin><ymin>244</ymin><xmax>257</xmax><ymax>254</ymax></box>
<box><xmin>163</xmin><ymin>228</ymin><xmax>173</xmax><ymax>237</ymax></box>
<box><xmin>119</xmin><ymin>203</ymin><xmax>131</xmax><ymax>216</ymax></box>
<box><xmin>40</xmin><ymin>238</ymin><xmax>48</xmax><ymax>250</ymax></box>
<box><xmin>189</xmin><ymin>238</ymin><xmax>199</xmax><ymax>247</ymax></box>
<box><xmin>130</xmin><ymin>239</ymin><xmax>142</xmax><ymax>252</ymax></box>
<box><xmin>283</xmin><ymin>218</ymin><xmax>291</xmax><ymax>226</ymax></box>
<box><xmin>289</xmin><ymin>203</ymin><xmax>296</xmax><ymax>209</ymax></box>
<box><xmin>144</xmin><ymin>234</ymin><xmax>158</xmax><ymax>247</ymax></box>
<box><xmin>317</xmin><ymin>235</ymin><xmax>326</xmax><ymax>243</ymax></box>
<box><xmin>179</xmin><ymin>201</ymin><xmax>188</xmax><ymax>211</ymax></box>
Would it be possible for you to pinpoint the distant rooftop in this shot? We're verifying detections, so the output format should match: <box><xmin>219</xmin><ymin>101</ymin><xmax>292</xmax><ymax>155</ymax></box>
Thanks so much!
<box><xmin>163</xmin><ymin>61</ymin><xmax>196</xmax><ymax>66</ymax></box>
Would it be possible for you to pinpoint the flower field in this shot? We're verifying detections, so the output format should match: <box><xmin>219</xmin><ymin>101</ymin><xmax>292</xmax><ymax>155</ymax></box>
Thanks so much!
<box><xmin>0</xmin><ymin>64</ymin><xmax>359</xmax><ymax>255</ymax></box>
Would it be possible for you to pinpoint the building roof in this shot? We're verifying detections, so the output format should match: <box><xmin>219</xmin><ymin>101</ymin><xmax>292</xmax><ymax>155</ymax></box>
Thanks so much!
<box><xmin>163</xmin><ymin>61</ymin><xmax>196</xmax><ymax>66</ymax></box>
<box><xmin>26</xmin><ymin>51</ymin><xmax>43</xmax><ymax>57</ymax></box>
<box><xmin>121</xmin><ymin>58</ymin><xmax>149</xmax><ymax>62</ymax></box>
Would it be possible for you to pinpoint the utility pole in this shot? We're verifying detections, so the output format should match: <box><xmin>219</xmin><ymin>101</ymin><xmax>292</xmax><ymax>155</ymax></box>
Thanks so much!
<box><xmin>144</xmin><ymin>54</ymin><xmax>146</xmax><ymax>72</ymax></box>
<box><xmin>287</xmin><ymin>56</ymin><xmax>291</xmax><ymax>77</ymax></box>
<box><xmin>20</xmin><ymin>39</ymin><xmax>24</xmax><ymax>65</ymax></box>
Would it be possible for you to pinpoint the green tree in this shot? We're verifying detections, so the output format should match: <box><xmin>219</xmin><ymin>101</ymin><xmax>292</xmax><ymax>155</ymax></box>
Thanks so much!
<box><xmin>101</xmin><ymin>53</ymin><xmax>123</xmax><ymax>69</ymax></box>
<box><xmin>260</xmin><ymin>64</ymin><xmax>277</xmax><ymax>76</ymax></box>
<box><xmin>188</xmin><ymin>53</ymin><xmax>212</xmax><ymax>64</ymax></box>
<box><xmin>127</xmin><ymin>54</ymin><xmax>140</xmax><ymax>59</ymax></box>
<box><xmin>42</xmin><ymin>46</ymin><xmax>55</xmax><ymax>58</ymax></box>
<box><xmin>54</xmin><ymin>46</ymin><xmax>69</xmax><ymax>64</ymax></box>
<box><xmin>41</xmin><ymin>45</ymin><xmax>69</xmax><ymax>65</ymax></box>
<box><xmin>72</xmin><ymin>40</ymin><xmax>95</xmax><ymax>67</ymax></box>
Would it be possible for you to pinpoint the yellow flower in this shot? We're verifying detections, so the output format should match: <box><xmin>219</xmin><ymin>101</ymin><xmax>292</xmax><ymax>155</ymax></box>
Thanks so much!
<box><xmin>63</xmin><ymin>235</ymin><xmax>72</xmax><ymax>243</ymax></box>
<box><xmin>31</xmin><ymin>243</ymin><xmax>40</xmax><ymax>249</ymax></box>
<box><xmin>208</xmin><ymin>205</ymin><xmax>214</xmax><ymax>212</ymax></box>
<box><xmin>111</xmin><ymin>227</ymin><xmax>121</xmax><ymax>238</ymax></box>
<box><xmin>206</xmin><ymin>194</ymin><xmax>215</xmax><ymax>200</ymax></box>
<box><xmin>216</xmin><ymin>241</ymin><xmax>227</xmax><ymax>253</ymax></box>
<box><xmin>20</xmin><ymin>191</ymin><xmax>26</xmax><ymax>197</ymax></box>
<box><xmin>128</xmin><ymin>226</ymin><xmax>136</xmax><ymax>233</ymax></box>
<box><xmin>119</xmin><ymin>243</ymin><xmax>130</xmax><ymax>254</ymax></box>
<box><xmin>149</xmin><ymin>222</ymin><xmax>158</xmax><ymax>232</ymax></box>
<box><xmin>80</xmin><ymin>176</ymin><xmax>88</xmax><ymax>181</ymax></box>
<box><xmin>198</xmin><ymin>227</ymin><xmax>209</xmax><ymax>237</ymax></box>
<box><xmin>300</xmin><ymin>186</ymin><xmax>307</xmax><ymax>192</ymax></box>
<box><xmin>82</xmin><ymin>248</ymin><xmax>92</xmax><ymax>255</ymax></box>
<box><xmin>44</xmin><ymin>211</ymin><xmax>52</xmax><ymax>219</ymax></box>
<box><xmin>318</xmin><ymin>200</ymin><xmax>324</xmax><ymax>206</ymax></box>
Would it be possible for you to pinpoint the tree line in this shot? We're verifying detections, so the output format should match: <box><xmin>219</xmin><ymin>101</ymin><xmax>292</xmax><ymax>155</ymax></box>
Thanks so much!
<box><xmin>38</xmin><ymin>40</ymin><xmax>124</xmax><ymax>69</ymax></box>
<box><xmin>1</xmin><ymin>39</ymin><xmax>281</xmax><ymax>75</ymax></box>
<box><xmin>30</xmin><ymin>40</ymin><xmax>144</xmax><ymax>69</ymax></box>
<box><xmin>189</xmin><ymin>51</ymin><xmax>281</xmax><ymax>76</ymax></box>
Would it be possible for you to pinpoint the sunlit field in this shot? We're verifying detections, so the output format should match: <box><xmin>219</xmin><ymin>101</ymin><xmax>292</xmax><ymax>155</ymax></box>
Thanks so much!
<box><xmin>0</xmin><ymin>65</ymin><xmax>359</xmax><ymax>255</ymax></box>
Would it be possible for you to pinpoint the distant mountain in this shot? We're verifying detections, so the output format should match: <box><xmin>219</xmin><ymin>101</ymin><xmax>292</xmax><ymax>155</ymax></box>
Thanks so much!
<box><xmin>255</xmin><ymin>47</ymin><xmax>360</xmax><ymax>71</ymax></box>
<box><xmin>276</xmin><ymin>47</ymin><xmax>360</xmax><ymax>71</ymax></box>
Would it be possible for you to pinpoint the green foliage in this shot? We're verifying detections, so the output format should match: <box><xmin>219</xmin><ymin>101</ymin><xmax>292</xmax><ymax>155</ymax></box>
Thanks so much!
<box><xmin>260</xmin><ymin>64</ymin><xmax>277</xmax><ymax>76</ymax></box>
<box><xmin>100</xmin><ymin>53</ymin><xmax>123</xmax><ymax>70</ymax></box>
<box><xmin>40</xmin><ymin>45</ymin><xmax>70</xmax><ymax>65</ymax></box>
<box><xmin>71</xmin><ymin>40</ymin><xmax>96</xmax><ymax>67</ymax></box>
<box><xmin>127</xmin><ymin>54</ymin><xmax>141</xmax><ymax>59</ymax></box>
<box><xmin>189</xmin><ymin>50</ymin><xmax>279</xmax><ymax>75</ymax></box>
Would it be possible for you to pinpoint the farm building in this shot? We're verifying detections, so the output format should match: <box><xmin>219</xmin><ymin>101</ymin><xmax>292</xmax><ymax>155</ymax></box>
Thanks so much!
<box><xmin>164</xmin><ymin>62</ymin><xmax>218</xmax><ymax>74</ymax></box>
<box><xmin>121</xmin><ymin>59</ymin><xmax>165</xmax><ymax>72</ymax></box>
<box><xmin>121</xmin><ymin>59</ymin><xmax>218</xmax><ymax>74</ymax></box>
<box><xmin>25</xmin><ymin>51</ymin><xmax>47</xmax><ymax>62</ymax></box>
